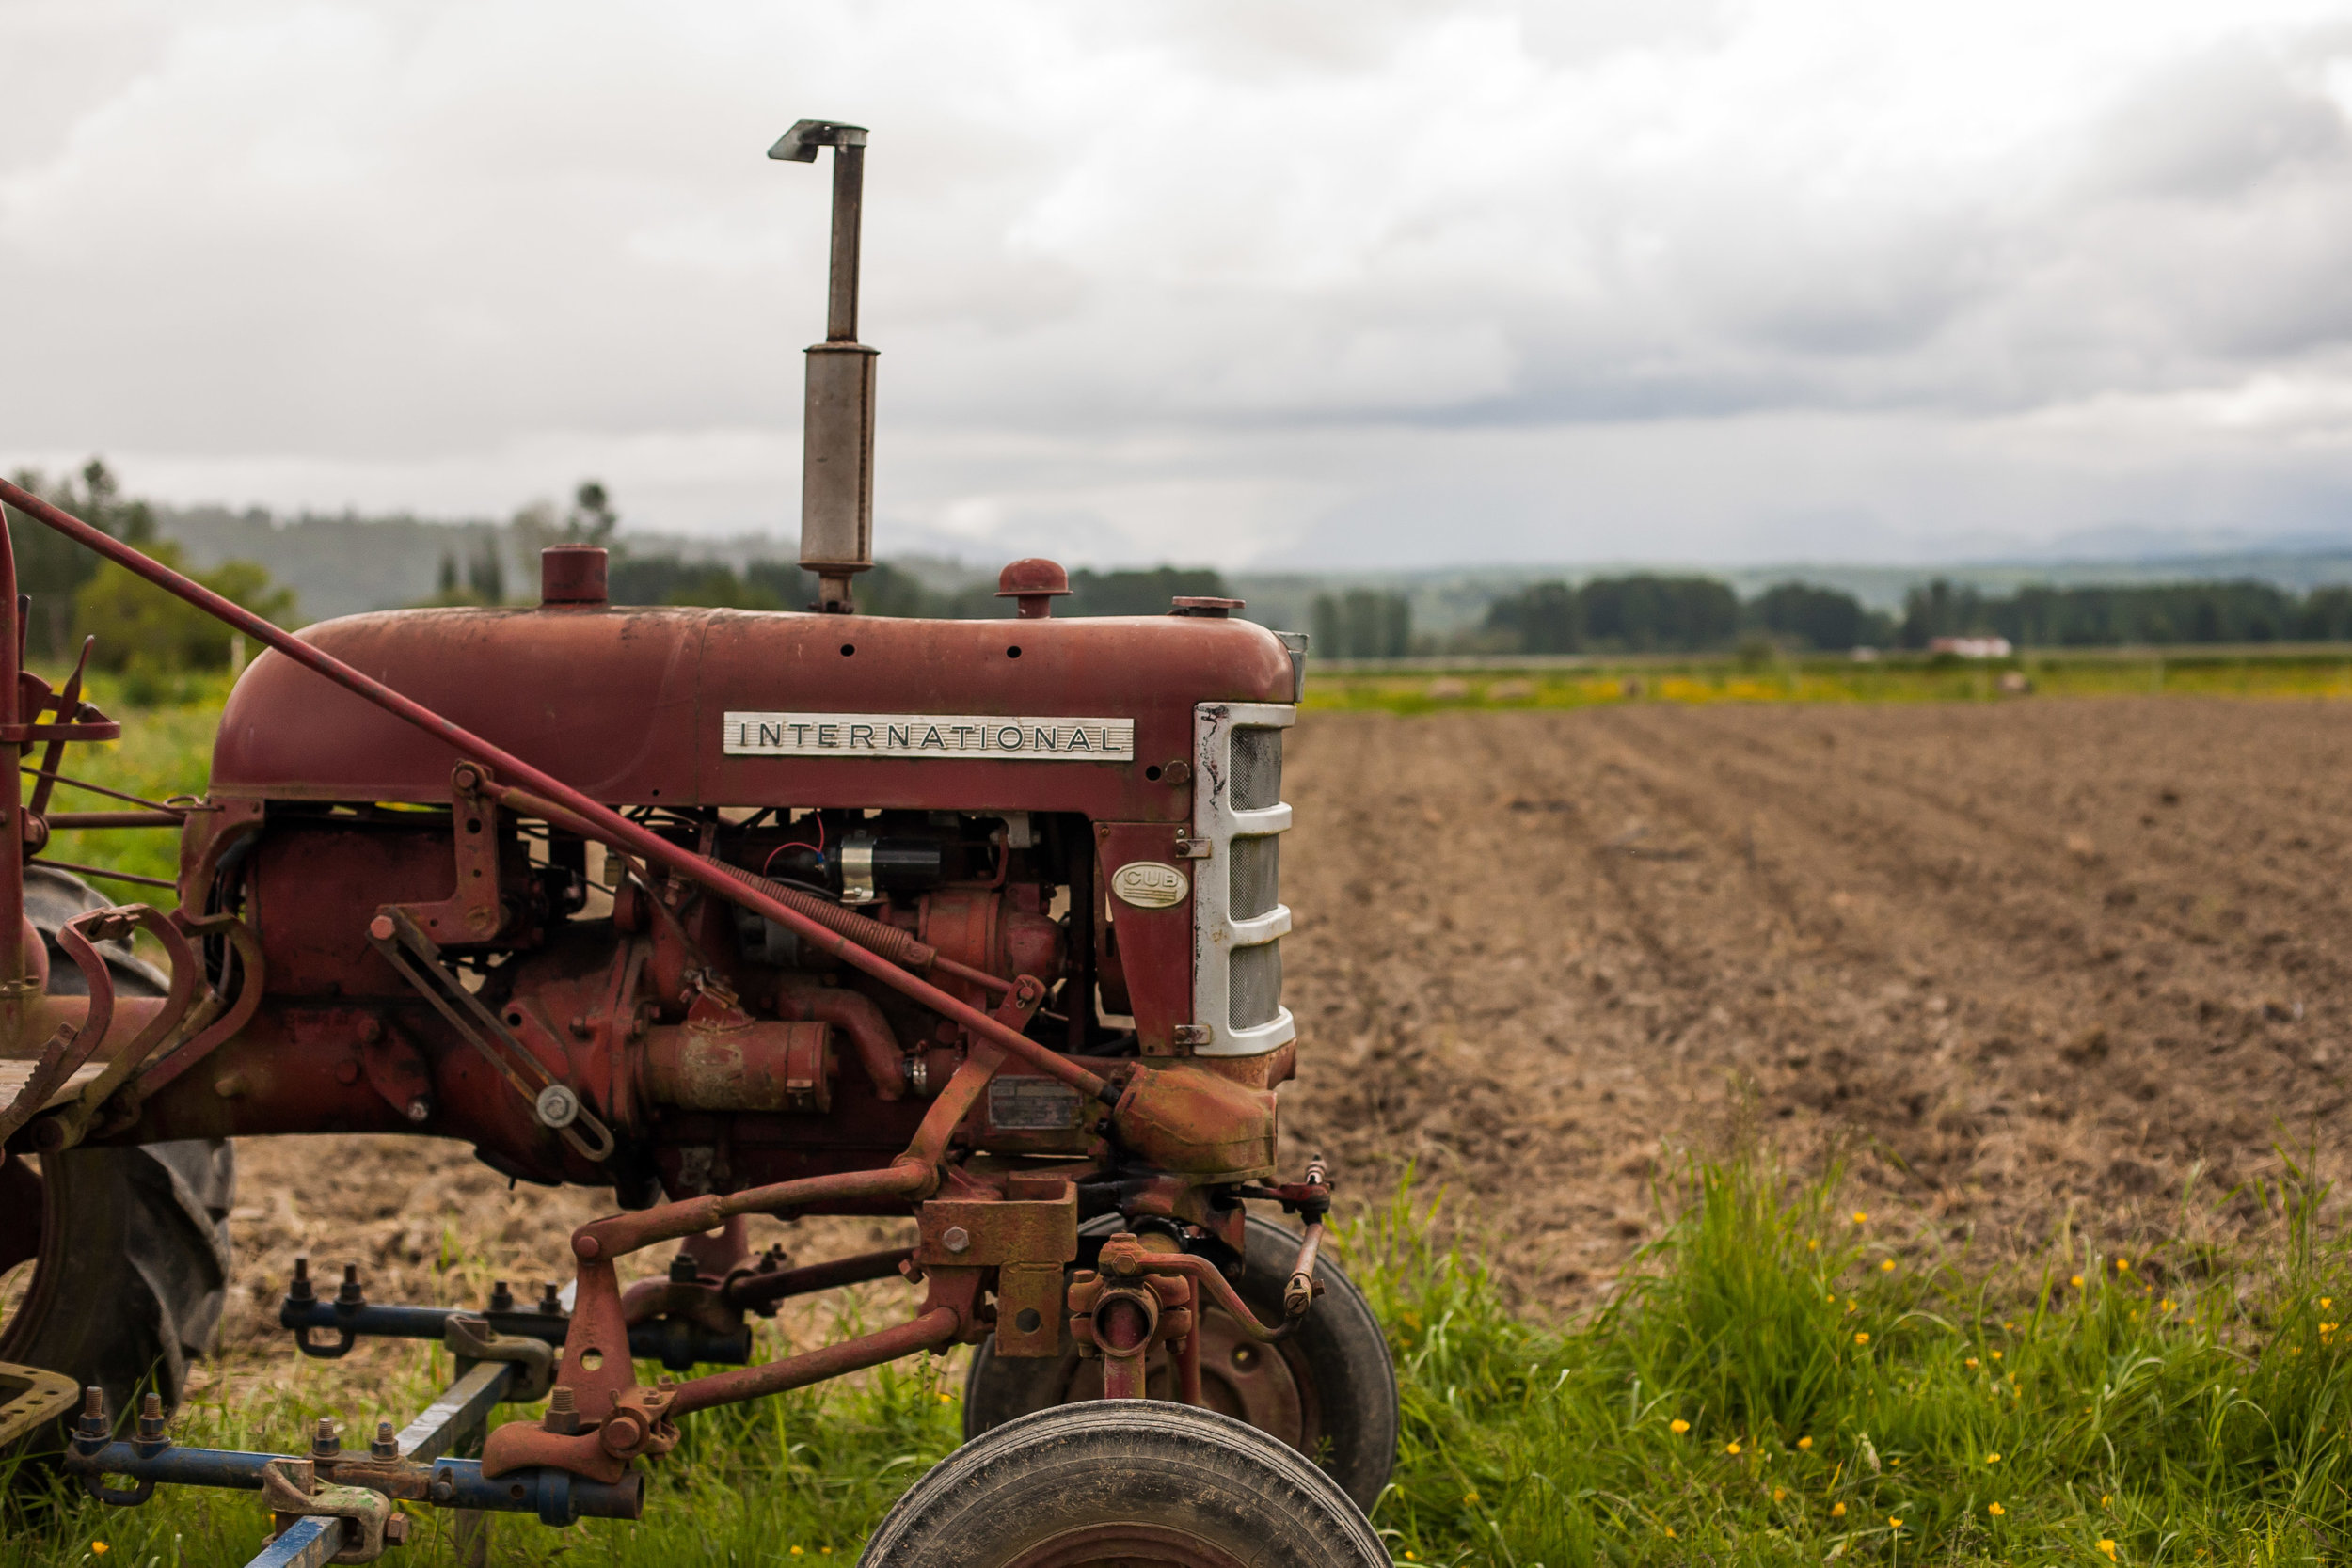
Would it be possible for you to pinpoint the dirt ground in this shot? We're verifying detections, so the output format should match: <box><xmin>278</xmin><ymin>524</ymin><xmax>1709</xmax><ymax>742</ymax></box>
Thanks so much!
<box><xmin>215</xmin><ymin>695</ymin><xmax>2352</xmax><ymax>1357</ymax></box>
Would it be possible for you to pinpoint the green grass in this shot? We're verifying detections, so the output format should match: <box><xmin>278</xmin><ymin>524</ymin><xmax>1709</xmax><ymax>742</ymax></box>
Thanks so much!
<box><xmin>10</xmin><ymin>1148</ymin><xmax>2352</xmax><ymax>1565</ymax></box>
<box><xmin>22</xmin><ymin>670</ymin><xmax>231</xmax><ymax>891</ymax></box>
<box><xmin>1307</xmin><ymin>648</ymin><xmax>2352</xmax><ymax>715</ymax></box>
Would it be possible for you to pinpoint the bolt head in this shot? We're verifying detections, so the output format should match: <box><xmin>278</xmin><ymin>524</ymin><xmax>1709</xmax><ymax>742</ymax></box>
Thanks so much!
<box><xmin>405</xmin><ymin>1097</ymin><xmax>430</xmax><ymax>1122</ymax></box>
<box><xmin>942</xmin><ymin>1226</ymin><xmax>971</xmax><ymax>1254</ymax></box>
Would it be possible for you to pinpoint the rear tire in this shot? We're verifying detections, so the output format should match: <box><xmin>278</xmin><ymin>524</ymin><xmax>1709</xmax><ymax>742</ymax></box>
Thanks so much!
<box><xmin>1</xmin><ymin>867</ymin><xmax>235</xmax><ymax>1439</ymax></box>
<box><xmin>861</xmin><ymin>1402</ymin><xmax>1387</xmax><ymax>1567</ymax></box>
<box><xmin>962</xmin><ymin>1215</ymin><xmax>1397</xmax><ymax>1512</ymax></box>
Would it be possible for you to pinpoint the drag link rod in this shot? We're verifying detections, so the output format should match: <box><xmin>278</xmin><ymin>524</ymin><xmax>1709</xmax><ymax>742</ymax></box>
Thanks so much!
<box><xmin>0</xmin><ymin>480</ymin><xmax>1102</xmax><ymax>1102</ymax></box>
<box><xmin>722</xmin><ymin>1245</ymin><xmax>913</xmax><ymax>1310</ymax></box>
<box><xmin>667</xmin><ymin>1306</ymin><xmax>960</xmax><ymax>1418</ymax></box>
<box><xmin>577</xmin><ymin>1163</ymin><xmax>930</xmax><ymax>1260</ymax></box>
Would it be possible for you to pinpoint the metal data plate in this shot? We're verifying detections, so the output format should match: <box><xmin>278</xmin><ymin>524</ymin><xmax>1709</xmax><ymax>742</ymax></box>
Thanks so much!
<box><xmin>722</xmin><ymin>712</ymin><xmax>1135</xmax><ymax>761</ymax></box>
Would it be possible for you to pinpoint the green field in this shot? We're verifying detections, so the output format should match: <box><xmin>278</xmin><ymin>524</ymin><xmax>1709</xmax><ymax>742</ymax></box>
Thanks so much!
<box><xmin>11</xmin><ymin>675</ymin><xmax>2352</xmax><ymax>1561</ymax></box>
<box><xmin>1306</xmin><ymin>646</ymin><xmax>2352</xmax><ymax>716</ymax></box>
<box><xmin>9</xmin><ymin>1150</ymin><xmax>2352</xmax><ymax>1565</ymax></box>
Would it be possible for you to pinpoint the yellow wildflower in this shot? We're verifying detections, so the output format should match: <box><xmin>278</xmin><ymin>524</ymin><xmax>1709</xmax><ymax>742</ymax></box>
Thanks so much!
<box><xmin>2323</xmin><ymin>1298</ymin><xmax>2334</xmax><ymax>1309</ymax></box>
<box><xmin>2098</xmin><ymin>1540</ymin><xmax>2118</xmax><ymax>1560</ymax></box>
<box><xmin>1773</xmin><ymin>1487</ymin><xmax>1787</xmax><ymax>1501</ymax></box>
<box><xmin>2072</xmin><ymin>1275</ymin><xmax>2086</xmax><ymax>1288</ymax></box>
<box><xmin>1854</xmin><ymin>1332</ymin><xmax>1870</xmax><ymax>1345</ymax></box>
<box><xmin>1463</xmin><ymin>1492</ymin><xmax>1480</xmax><ymax>1505</ymax></box>
<box><xmin>1992</xmin><ymin>1350</ymin><xmax>2003</xmax><ymax>1360</ymax></box>
<box><xmin>1965</xmin><ymin>1356</ymin><xmax>1979</xmax><ymax>1368</ymax></box>
<box><xmin>1989</xmin><ymin>1502</ymin><xmax>2006</xmax><ymax>1517</ymax></box>
<box><xmin>1726</xmin><ymin>1441</ymin><xmax>1742</xmax><ymax>1455</ymax></box>
<box><xmin>2160</xmin><ymin>1299</ymin><xmax>2175</xmax><ymax>1311</ymax></box>
<box><xmin>1661</xmin><ymin>1528</ymin><xmax>1677</xmax><ymax>1539</ymax></box>
<box><xmin>1797</xmin><ymin>1436</ymin><xmax>1813</xmax><ymax>1450</ymax></box>
<box><xmin>1888</xmin><ymin>1516</ymin><xmax>1903</xmax><ymax>1529</ymax></box>
<box><xmin>1670</xmin><ymin>1418</ymin><xmax>1690</xmax><ymax>1433</ymax></box>
<box><xmin>1808</xmin><ymin>1238</ymin><xmax>1820</xmax><ymax>1251</ymax></box>
<box><xmin>1852</xmin><ymin>1211</ymin><xmax>1868</xmax><ymax>1225</ymax></box>
<box><xmin>1831</xmin><ymin>1503</ymin><xmax>1846</xmax><ymax>1518</ymax></box>
<box><xmin>2101</xmin><ymin>1495</ymin><xmax>2111</xmax><ymax>1507</ymax></box>
<box><xmin>90</xmin><ymin>1549</ymin><xmax>108</xmax><ymax>1559</ymax></box>
<box><xmin>1881</xmin><ymin>1259</ymin><xmax>1896</xmax><ymax>1273</ymax></box>
<box><xmin>1986</xmin><ymin>1452</ymin><xmax>2001</xmax><ymax>1464</ymax></box>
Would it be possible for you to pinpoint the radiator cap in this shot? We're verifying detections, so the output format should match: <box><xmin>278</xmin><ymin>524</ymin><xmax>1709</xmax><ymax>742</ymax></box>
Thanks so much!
<box><xmin>996</xmin><ymin>558</ymin><xmax>1072</xmax><ymax>620</ymax></box>
<box><xmin>541</xmin><ymin>546</ymin><xmax>609</xmax><ymax>607</ymax></box>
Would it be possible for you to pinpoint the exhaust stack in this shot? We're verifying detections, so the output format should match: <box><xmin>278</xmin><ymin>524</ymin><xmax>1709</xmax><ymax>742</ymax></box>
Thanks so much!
<box><xmin>770</xmin><ymin>119</ymin><xmax>875</xmax><ymax>615</ymax></box>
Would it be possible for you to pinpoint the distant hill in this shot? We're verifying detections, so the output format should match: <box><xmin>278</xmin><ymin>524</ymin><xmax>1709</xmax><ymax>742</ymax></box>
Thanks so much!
<box><xmin>149</xmin><ymin>504</ymin><xmax>2352</xmax><ymax>636</ymax></box>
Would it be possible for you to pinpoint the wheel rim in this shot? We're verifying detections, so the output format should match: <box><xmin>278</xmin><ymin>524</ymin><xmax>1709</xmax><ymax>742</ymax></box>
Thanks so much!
<box><xmin>1058</xmin><ymin>1304</ymin><xmax>1315</xmax><ymax>1449</ymax></box>
<box><xmin>1005</xmin><ymin>1522</ymin><xmax>1250</xmax><ymax>1568</ymax></box>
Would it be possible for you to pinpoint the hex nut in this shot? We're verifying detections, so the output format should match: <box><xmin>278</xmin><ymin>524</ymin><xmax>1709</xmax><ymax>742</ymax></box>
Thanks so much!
<box><xmin>943</xmin><ymin>1227</ymin><xmax>971</xmax><ymax>1254</ymax></box>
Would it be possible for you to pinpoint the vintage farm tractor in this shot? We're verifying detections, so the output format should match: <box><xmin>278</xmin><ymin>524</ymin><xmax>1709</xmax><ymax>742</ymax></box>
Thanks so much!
<box><xmin>0</xmin><ymin>122</ymin><xmax>1395</xmax><ymax>1564</ymax></box>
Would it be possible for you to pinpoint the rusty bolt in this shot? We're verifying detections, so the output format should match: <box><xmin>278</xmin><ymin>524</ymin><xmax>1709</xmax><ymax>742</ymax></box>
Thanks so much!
<box><xmin>488</xmin><ymin>1280</ymin><xmax>515</xmax><ymax>1313</ymax></box>
<box><xmin>74</xmin><ymin>1386</ymin><xmax>107</xmax><ymax>1442</ymax></box>
<box><xmin>372</xmin><ymin>1419</ymin><xmax>399</xmax><ymax>1460</ymax></box>
<box><xmin>453</xmin><ymin>765</ymin><xmax>482</xmax><ymax>791</ymax></box>
<box><xmin>600</xmin><ymin>1411</ymin><xmax>645</xmax><ymax>1456</ymax></box>
<box><xmin>137</xmin><ymin>1393</ymin><xmax>167</xmax><ymax>1441</ymax></box>
<box><xmin>311</xmin><ymin>1418</ymin><xmax>341</xmax><ymax>1459</ymax></box>
<box><xmin>288</xmin><ymin>1257</ymin><xmax>314</xmax><ymax>1303</ymax></box>
<box><xmin>356</xmin><ymin>1016</ymin><xmax>382</xmax><ymax>1045</ymax></box>
<box><xmin>543</xmin><ymin>1386</ymin><xmax>579</xmax><ymax>1436</ymax></box>
<box><xmin>383</xmin><ymin>1515</ymin><xmax>411</xmax><ymax>1546</ymax></box>
<box><xmin>569</xmin><ymin>1014</ymin><xmax>592</xmax><ymax>1039</ymax></box>
<box><xmin>668</xmin><ymin>1254</ymin><xmax>699</xmax><ymax>1284</ymax></box>
<box><xmin>942</xmin><ymin>1227</ymin><xmax>971</xmax><ymax>1255</ymax></box>
<box><xmin>338</xmin><ymin>1264</ymin><xmax>365</xmax><ymax>1306</ymax></box>
<box><xmin>368</xmin><ymin>915</ymin><xmax>396</xmax><ymax>942</ymax></box>
<box><xmin>537</xmin><ymin>1281</ymin><xmax>564</xmax><ymax>1313</ymax></box>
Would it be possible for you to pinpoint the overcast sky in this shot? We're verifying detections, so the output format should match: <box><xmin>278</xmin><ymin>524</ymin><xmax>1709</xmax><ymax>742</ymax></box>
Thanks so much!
<box><xmin>6</xmin><ymin>1</ymin><xmax>2352</xmax><ymax>570</ymax></box>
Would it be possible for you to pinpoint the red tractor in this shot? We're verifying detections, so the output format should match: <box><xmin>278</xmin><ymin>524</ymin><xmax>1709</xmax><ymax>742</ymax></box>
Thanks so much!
<box><xmin>0</xmin><ymin>121</ymin><xmax>1395</xmax><ymax>1564</ymax></box>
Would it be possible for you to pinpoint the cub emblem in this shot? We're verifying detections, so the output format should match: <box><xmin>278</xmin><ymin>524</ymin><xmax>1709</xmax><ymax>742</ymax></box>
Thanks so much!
<box><xmin>1110</xmin><ymin>861</ymin><xmax>1188</xmax><ymax>909</ymax></box>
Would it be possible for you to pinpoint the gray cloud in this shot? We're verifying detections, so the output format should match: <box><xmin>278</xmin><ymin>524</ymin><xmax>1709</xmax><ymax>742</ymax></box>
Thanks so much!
<box><xmin>4</xmin><ymin>0</ymin><xmax>2351</xmax><ymax>569</ymax></box>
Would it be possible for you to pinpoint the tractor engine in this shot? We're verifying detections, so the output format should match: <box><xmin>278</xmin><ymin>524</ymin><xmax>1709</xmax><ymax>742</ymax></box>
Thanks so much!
<box><xmin>142</xmin><ymin>562</ymin><xmax>1307</xmax><ymax>1241</ymax></box>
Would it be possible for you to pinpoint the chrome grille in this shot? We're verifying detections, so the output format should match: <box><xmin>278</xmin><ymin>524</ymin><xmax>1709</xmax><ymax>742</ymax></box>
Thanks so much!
<box><xmin>1230</xmin><ymin>727</ymin><xmax>1284</xmax><ymax>812</ymax></box>
<box><xmin>1229</xmin><ymin>834</ymin><xmax>1280</xmax><ymax>922</ymax></box>
<box><xmin>1229</xmin><ymin>942</ymin><xmax>1281</xmax><ymax>1031</ymax></box>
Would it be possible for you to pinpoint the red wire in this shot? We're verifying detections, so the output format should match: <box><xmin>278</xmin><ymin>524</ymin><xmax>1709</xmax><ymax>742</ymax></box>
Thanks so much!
<box><xmin>762</xmin><ymin>812</ymin><xmax>826</xmax><ymax>878</ymax></box>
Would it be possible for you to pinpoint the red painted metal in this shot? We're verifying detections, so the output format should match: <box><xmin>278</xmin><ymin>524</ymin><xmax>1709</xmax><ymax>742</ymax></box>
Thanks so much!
<box><xmin>0</xmin><ymin>468</ymin><xmax>1318</xmax><ymax>1488</ymax></box>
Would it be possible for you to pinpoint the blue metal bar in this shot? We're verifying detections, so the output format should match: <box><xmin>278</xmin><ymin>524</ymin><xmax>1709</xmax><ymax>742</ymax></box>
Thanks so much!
<box><xmin>248</xmin><ymin>1516</ymin><xmax>342</xmax><ymax>1568</ymax></box>
<box><xmin>397</xmin><ymin>1360</ymin><xmax>509</xmax><ymax>1463</ymax></box>
<box><xmin>65</xmin><ymin>1442</ymin><xmax>643</xmax><ymax>1524</ymax></box>
<box><xmin>278</xmin><ymin>1297</ymin><xmax>750</xmax><ymax>1368</ymax></box>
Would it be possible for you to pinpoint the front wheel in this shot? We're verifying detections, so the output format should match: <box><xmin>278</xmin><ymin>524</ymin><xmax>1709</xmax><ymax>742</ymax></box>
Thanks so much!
<box><xmin>962</xmin><ymin>1215</ymin><xmax>1397</xmax><ymax>1512</ymax></box>
<box><xmin>861</xmin><ymin>1402</ymin><xmax>1387</xmax><ymax>1567</ymax></box>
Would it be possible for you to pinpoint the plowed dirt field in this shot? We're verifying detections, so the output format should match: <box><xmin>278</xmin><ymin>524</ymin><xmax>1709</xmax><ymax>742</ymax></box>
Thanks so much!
<box><xmin>223</xmin><ymin>696</ymin><xmax>2352</xmax><ymax>1350</ymax></box>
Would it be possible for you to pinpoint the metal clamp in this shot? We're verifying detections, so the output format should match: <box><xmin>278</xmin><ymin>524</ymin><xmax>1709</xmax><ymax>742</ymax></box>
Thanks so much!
<box><xmin>444</xmin><ymin>1313</ymin><xmax>556</xmax><ymax>1403</ymax></box>
<box><xmin>260</xmin><ymin>1458</ymin><xmax>404</xmax><ymax>1565</ymax></box>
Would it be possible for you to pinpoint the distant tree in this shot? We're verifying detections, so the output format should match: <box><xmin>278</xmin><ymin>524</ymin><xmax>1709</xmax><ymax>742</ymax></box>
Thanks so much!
<box><xmin>1579</xmin><ymin>575</ymin><xmax>1739</xmax><ymax>652</ymax></box>
<box><xmin>1311</xmin><ymin>590</ymin><xmax>1411</xmax><ymax>658</ymax></box>
<box><xmin>5</xmin><ymin>457</ymin><xmax>158</xmax><ymax>658</ymax></box>
<box><xmin>1897</xmin><ymin>579</ymin><xmax>1989</xmax><ymax>649</ymax></box>
<box><xmin>566</xmin><ymin>481</ymin><xmax>618</xmax><ymax>545</ymax></box>
<box><xmin>1483</xmin><ymin>581</ymin><xmax>1580</xmax><ymax>654</ymax></box>
<box><xmin>663</xmin><ymin>565</ymin><xmax>785</xmax><ymax>611</ymax></box>
<box><xmin>465</xmin><ymin>542</ymin><xmax>507</xmax><ymax>604</ymax></box>
<box><xmin>1751</xmin><ymin>582</ymin><xmax>1888</xmax><ymax>650</ymax></box>
<box><xmin>437</xmin><ymin>551</ymin><xmax>461</xmax><ymax>598</ymax></box>
<box><xmin>1065</xmin><ymin>567</ymin><xmax>1229</xmax><ymax>617</ymax></box>
<box><xmin>74</xmin><ymin>544</ymin><xmax>294</xmax><ymax>671</ymax></box>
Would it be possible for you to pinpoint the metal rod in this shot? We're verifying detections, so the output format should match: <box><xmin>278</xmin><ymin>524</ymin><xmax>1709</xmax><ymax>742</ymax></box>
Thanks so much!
<box><xmin>722</xmin><ymin>1245</ymin><xmax>913</xmax><ymax>1310</ymax></box>
<box><xmin>43</xmin><ymin>810</ymin><xmax>185</xmax><ymax>829</ymax></box>
<box><xmin>668</xmin><ymin>1305</ymin><xmax>958</xmax><ymax>1418</ymax></box>
<box><xmin>0</xmin><ymin>480</ymin><xmax>1108</xmax><ymax>1108</ymax></box>
<box><xmin>27</xmin><ymin>857</ymin><xmax>177</xmax><ymax>890</ymax></box>
<box><xmin>250</xmin><ymin>1515</ymin><xmax>341</xmax><ymax>1568</ymax></box>
<box><xmin>19</xmin><ymin>766</ymin><xmax>189</xmax><ymax>815</ymax></box>
<box><xmin>398</xmin><ymin>1360</ymin><xmax>510</xmax><ymax>1463</ymax></box>
<box><xmin>826</xmin><ymin>141</ymin><xmax>864</xmax><ymax>342</ymax></box>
